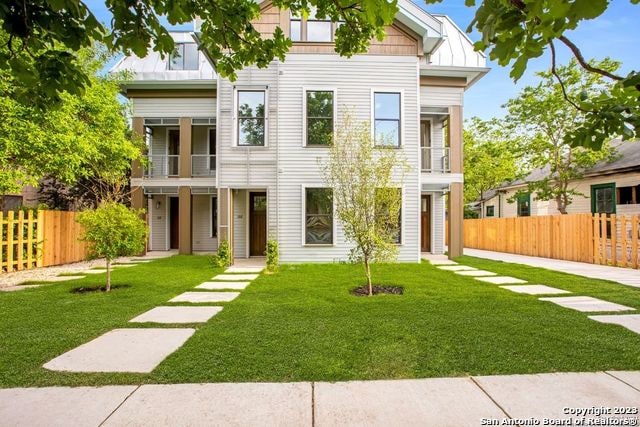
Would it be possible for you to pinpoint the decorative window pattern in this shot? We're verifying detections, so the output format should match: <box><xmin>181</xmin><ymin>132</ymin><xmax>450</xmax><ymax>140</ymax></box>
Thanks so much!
<box><xmin>306</xmin><ymin>91</ymin><xmax>334</xmax><ymax>145</ymax></box>
<box><xmin>237</xmin><ymin>91</ymin><xmax>265</xmax><ymax>146</ymax></box>
<box><xmin>168</xmin><ymin>43</ymin><xmax>199</xmax><ymax>70</ymax></box>
<box><xmin>374</xmin><ymin>92</ymin><xmax>401</xmax><ymax>147</ymax></box>
<box><xmin>305</xmin><ymin>188</ymin><xmax>333</xmax><ymax>245</ymax></box>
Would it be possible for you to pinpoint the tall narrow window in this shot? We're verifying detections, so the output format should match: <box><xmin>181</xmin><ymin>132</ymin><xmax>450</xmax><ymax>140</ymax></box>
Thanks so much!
<box><xmin>211</xmin><ymin>196</ymin><xmax>218</xmax><ymax>238</ymax></box>
<box><xmin>237</xmin><ymin>91</ymin><xmax>265</xmax><ymax>146</ymax></box>
<box><xmin>290</xmin><ymin>12</ymin><xmax>302</xmax><ymax>41</ymax></box>
<box><xmin>168</xmin><ymin>43</ymin><xmax>199</xmax><ymax>70</ymax></box>
<box><xmin>306</xmin><ymin>91</ymin><xmax>334</xmax><ymax>146</ymax></box>
<box><xmin>516</xmin><ymin>193</ymin><xmax>531</xmax><ymax>217</ymax></box>
<box><xmin>374</xmin><ymin>92</ymin><xmax>401</xmax><ymax>147</ymax></box>
<box><xmin>208</xmin><ymin>128</ymin><xmax>216</xmax><ymax>170</ymax></box>
<box><xmin>376</xmin><ymin>188</ymin><xmax>402</xmax><ymax>244</ymax></box>
<box><xmin>305</xmin><ymin>188</ymin><xmax>333</xmax><ymax>245</ymax></box>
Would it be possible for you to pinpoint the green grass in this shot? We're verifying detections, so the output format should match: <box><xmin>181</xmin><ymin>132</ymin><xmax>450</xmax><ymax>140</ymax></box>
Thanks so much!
<box><xmin>0</xmin><ymin>255</ymin><xmax>639</xmax><ymax>388</ymax></box>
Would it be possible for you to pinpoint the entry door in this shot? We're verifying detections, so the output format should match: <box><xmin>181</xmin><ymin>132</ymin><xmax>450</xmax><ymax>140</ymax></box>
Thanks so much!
<box><xmin>169</xmin><ymin>197</ymin><xmax>180</xmax><ymax>250</ymax></box>
<box><xmin>421</xmin><ymin>195</ymin><xmax>431</xmax><ymax>253</ymax></box>
<box><xmin>249</xmin><ymin>192</ymin><xmax>267</xmax><ymax>256</ymax></box>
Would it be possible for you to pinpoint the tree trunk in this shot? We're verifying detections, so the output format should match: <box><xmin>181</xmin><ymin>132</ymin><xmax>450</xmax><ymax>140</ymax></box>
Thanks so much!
<box><xmin>556</xmin><ymin>196</ymin><xmax>567</xmax><ymax>214</ymax></box>
<box><xmin>364</xmin><ymin>258</ymin><xmax>373</xmax><ymax>296</ymax></box>
<box><xmin>106</xmin><ymin>259</ymin><xmax>111</xmax><ymax>292</ymax></box>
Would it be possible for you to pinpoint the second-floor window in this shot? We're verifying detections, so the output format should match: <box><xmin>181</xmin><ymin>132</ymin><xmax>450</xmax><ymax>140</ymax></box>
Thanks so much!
<box><xmin>168</xmin><ymin>43</ymin><xmax>199</xmax><ymax>70</ymax></box>
<box><xmin>237</xmin><ymin>90</ymin><xmax>266</xmax><ymax>146</ymax></box>
<box><xmin>291</xmin><ymin>9</ymin><xmax>334</xmax><ymax>42</ymax></box>
<box><xmin>374</xmin><ymin>92</ymin><xmax>401</xmax><ymax>147</ymax></box>
<box><xmin>306</xmin><ymin>90</ymin><xmax>334</xmax><ymax>146</ymax></box>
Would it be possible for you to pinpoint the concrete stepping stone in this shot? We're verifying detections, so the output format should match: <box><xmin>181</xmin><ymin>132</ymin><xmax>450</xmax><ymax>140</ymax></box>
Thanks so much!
<box><xmin>437</xmin><ymin>265</ymin><xmax>476</xmax><ymax>271</ymax></box>
<box><xmin>454</xmin><ymin>270</ymin><xmax>497</xmax><ymax>277</ymax></box>
<box><xmin>169</xmin><ymin>291</ymin><xmax>240</xmax><ymax>303</ymax></box>
<box><xmin>500</xmin><ymin>285</ymin><xmax>571</xmax><ymax>295</ymax></box>
<box><xmin>225</xmin><ymin>266</ymin><xmax>264</xmax><ymax>274</ymax></box>
<box><xmin>130</xmin><ymin>306</ymin><xmax>223</xmax><ymax>324</ymax></box>
<box><xmin>539</xmin><ymin>296</ymin><xmax>635</xmax><ymax>313</ymax></box>
<box><xmin>0</xmin><ymin>386</ymin><xmax>137</xmax><ymax>427</ymax></box>
<box><xmin>212</xmin><ymin>274</ymin><xmax>259</xmax><ymax>281</ymax></box>
<box><xmin>314</xmin><ymin>378</ymin><xmax>505</xmax><ymax>426</ymax></box>
<box><xmin>588</xmin><ymin>314</ymin><xmax>640</xmax><ymax>334</ymax></box>
<box><xmin>79</xmin><ymin>269</ymin><xmax>106</xmax><ymax>275</ymax></box>
<box><xmin>103</xmin><ymin>383</ymin><xmax>312</xmax><ymax>426</ymax></box>
<box><xmin>428</xmin><ymin>259</ymin><xmax>458</xmax><ymax>265</ymax></box>
<box><xmin>43</xmin><ymin>328</ymin><xmax>195</xmax><ymax>373</ymax></box>
<box><xmin>51</xmin><ymin>275</ymin><xmax>87</xmax><ymax>281</ymax></box>
<box><xmin>476</xmin><ymin>276</ymin><xmax>527</xmax><ymax>285</ymax></box>
<box><xmin>196</xmin><ymin>281</ymin><xmax>250</xmax><ymax>290</ymax></box>
<box><xmin>112</xmin><ymin>264</ymin><xmax>136</xmax><ymax>268</ymax></box>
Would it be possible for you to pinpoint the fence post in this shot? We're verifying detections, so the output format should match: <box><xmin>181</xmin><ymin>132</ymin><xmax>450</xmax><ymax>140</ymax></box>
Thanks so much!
<box><xmin>6</xmin><ymin>211</ymin><xmax>14</xmax><ymax>272</ymax></box>
<box><xmin>632</xmin><ymin>215</ymin><xmax>639</xmax><ymax>269</ymax></box>
<box><xmin>620</xmin><ymin>215</ymin><xmax>628</xmax><ymax>268</ymax></box>
<box><xmin>36</xmin><ymin>210</ymin><xmax>44</xmax><ymax>267</ymax></box>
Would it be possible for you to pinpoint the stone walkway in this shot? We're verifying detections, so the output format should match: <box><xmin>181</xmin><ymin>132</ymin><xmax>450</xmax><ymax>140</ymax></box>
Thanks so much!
<box><xmin>463</xmin><ymin>248</ymin><xmax>640</xmax><ymax>288</ymax></box>
<box><xmin>1</xmin><ymin>371</ymin><xmax>638</xmax><ymax>426</ymax></box>
<box><xmin>424</xmin><ymin>254</ymin><xmax>640</xmax><ymax>336</ymax></box>
<box><xmin>43</xmin><ymin>261</ymin><xmax>264</xmax><ymax>373</ymax></box>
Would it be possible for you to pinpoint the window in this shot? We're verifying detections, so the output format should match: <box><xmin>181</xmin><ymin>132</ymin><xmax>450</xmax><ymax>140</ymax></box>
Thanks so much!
<box><xmin>374</xmin><ymin>92</ymin><xmax>401</xmax><ymax>147</ymax></box>
<box><xmin>516</xmin><ymin>193</ymin><xmax>530</xmax><ymax>217</ymax></box>
<box><xmin>305</xmin><ymin>188</ymin><xmax>333</xmax><ymax>245</ymax></box>
<box><xmin>486</xmin><ymin>205</ymin><xmax>495</xmax><ymax>217</ymax></box>
<box><xmin>208</xmin><ymin>128</ymin><xmax>216</xmax><ymax>170</ymax></box>
<box><xmin>168</xmin><ymin>43</ymin><xmax>199</xmax><ymax>70</ymax></box>
<box><xmin>306</xmin><ymin>90</ymin><xmax>334</xmax><ymax>146</ymax></box>
<box><xmin>591</xmin><ymin>183</ymin><xmax>616</xmax><ymax>214</ymax></box>
<box><xmin>617</xmin><ymin>185</ymin><xmax>638</xmax><ymax>205</ymax></box>
<box><xmin>290</xmin><ymin>9</ymin><xmax>334</xmax><ymax>42</ymax></box>
<box><xmin>237</xmin><ymin>91</ymin><xmax>265</xmax><ymax>146</ymax></box>
<box><xmin>211</xmin><ymin>197</ymin><xmax>218</xmax><ymax>238</ymax></box>
<box><xmin>376</xmin><ymin>188</ymin><xmax>402</xmax><ymax>244</ymax></box>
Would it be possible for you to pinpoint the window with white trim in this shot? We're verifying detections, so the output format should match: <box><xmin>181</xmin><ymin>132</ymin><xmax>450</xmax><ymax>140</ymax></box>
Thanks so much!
<box><xmin>305</xmin><ymin>188</ymin><xmax>333</xmax><ymax>245</ymax></box>
<box><xmin>290</xmin><ymin>8</ymin><xmax>335</xmax><ymax>42</ymax></box>
<box><xmin>168</xmin><ymin>43</ymin><xmax>199</xmax><ymax>70</ymax></box>
<box><xmin>374</xmin><ymin>92</ymin><xmax>401</xmax><ymax>147</ymax></box>
<box><xmin>305</xmin><ymin>90</ymin><xmax>334</xmax><ymax>146</ymax></box>
<box><xmin>237</xmin><ymin>90</ymin><xmax>265</xmax><ymax>146</ymax></box>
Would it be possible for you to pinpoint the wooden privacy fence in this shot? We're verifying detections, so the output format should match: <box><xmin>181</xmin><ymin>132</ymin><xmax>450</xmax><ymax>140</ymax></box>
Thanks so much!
<box><xmin>1</xmin><ymin>210</ymin><xmax>88</xmax><ymax>272</ymax></box>
<box><xmin>463</xmin><ymin>213</ymin><xmax>640</xmax><ymax>268</ymax></box>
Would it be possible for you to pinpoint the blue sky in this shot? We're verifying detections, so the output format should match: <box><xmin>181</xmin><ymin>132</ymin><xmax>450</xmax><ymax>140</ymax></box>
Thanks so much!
<box><xmin>88</xmin><ymin>0</ymin><xmax>640</xmax><ymax>120</ymax></box>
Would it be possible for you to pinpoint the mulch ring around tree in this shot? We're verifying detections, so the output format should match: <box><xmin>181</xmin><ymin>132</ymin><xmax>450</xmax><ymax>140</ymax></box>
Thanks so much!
<box><xmin>70</xmin><ymin>284</ymin><xmax>131</xmax><ymax>294</ymax></box>
<box><xmin>350</xmin><ymin>285</ymin><xmax>404</xmax><ymax>296</ymax></box>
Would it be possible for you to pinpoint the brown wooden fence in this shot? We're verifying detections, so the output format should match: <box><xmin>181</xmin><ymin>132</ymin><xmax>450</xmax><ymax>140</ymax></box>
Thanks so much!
<box><xmin>462</xmin><ymin>213</ymin><xmax>640</xmax><ymax>268</ymax></box>
<box><xmin>1</xmin><ymin>210</ymin><xmax>88</xmax><ymax>272</ymax></box>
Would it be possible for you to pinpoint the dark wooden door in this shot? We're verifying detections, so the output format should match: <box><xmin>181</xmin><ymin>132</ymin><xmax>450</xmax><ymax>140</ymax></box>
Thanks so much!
<box><xmin>249</xmin><ymin>192</ymin><xmax>267</xmax><ymax>256</ymax></box>
<box><xmin>169</xmin><ymin>197</ymin><xmax>180</xmax><ymax>250</ymax></box>
<box><xmin>421</xmin><ymin>195</ymin><xmax>431</xmax><ymax>253</ymax></box>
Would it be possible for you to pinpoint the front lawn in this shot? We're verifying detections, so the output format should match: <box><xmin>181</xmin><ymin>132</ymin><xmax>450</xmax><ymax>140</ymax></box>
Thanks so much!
<box><xmin>0</xmin><ymin>255</ymin><xmax>639</xmax><ymax>387</ymax></box>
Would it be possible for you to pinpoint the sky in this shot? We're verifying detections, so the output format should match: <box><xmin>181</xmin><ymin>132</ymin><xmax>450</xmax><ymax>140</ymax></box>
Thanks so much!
<box><xmin>87</xmin><ymin>0</ymin><xmax>640</xmax><ymax>121</ymax></box>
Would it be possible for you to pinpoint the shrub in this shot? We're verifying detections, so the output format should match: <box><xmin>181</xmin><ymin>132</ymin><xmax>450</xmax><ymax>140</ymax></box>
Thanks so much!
<box><xmin>213</xmin><ymin>239</ymin><xmax>232</xmax><ymax>268</ymax></box>
<box><xmin>266</xmin><ymin>239</ymin><xmax>279</xmax><ymax>272</ymax></box>
<box><xmin>76</xmin><ymin>202</ymin><xmax>148</xmax><ymax>291</ymax></box>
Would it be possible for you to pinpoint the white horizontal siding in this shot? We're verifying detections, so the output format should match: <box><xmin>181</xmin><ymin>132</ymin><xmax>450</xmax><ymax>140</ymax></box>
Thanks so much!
<box><xmin>233</xmin><ymin>190</ymin><xmax>248</xmax><ymax>258</ymax></box>
<box><xmin>420</xmin><ymin>86</ymin><xmax>463</xmax><ymax>107</ymax></box>
<box><xmin>192</xmin><ymin>195</ymin><xmax>217</xmax><ymax>251</ymax></box>
<box><xmin>431</xmin><ymin>192</ymin><xmax>445</xmax><ymax>254</ymax></box>
<box><xmin>133</xmin><ymin>98</ymin><xmax>216</xmax><ymax>117</ymax></box>
<box><xmin>149</xmin><ymin>195</ymin><xmax>168</xmax><ymax>250</ymax></box>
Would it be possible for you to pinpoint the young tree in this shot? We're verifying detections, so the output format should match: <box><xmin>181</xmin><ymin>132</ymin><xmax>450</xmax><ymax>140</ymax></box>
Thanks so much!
<box><xmin>425</xmin><ymin>0</ymin><xmax>640</xmax><ymax>149</ymax></box>
<box><xmin>0</xmin><ymin>43</ymin><xmax>143</xmax><ymax>207</ymax></box>
<box><xmin>505</xmin><ymin>59</ymin><xmax>618</xmax><ymax>214</ymax></box>
<box><xmin>464</xmin><ymin>118</ymin><xmax>520</xmax><ymax>208</ymax></box>
<box><xmin>77</xmin><ymin>202</ymin><xmax>148</xmax><ymax>291</ymax></box>
<box><xmin>321</xmin><ymin>113</ymin><xmax>409</xmax><ymax>296</ymax></box>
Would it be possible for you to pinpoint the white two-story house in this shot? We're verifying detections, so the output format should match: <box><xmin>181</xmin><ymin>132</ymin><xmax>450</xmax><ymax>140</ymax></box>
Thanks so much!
<box><xmin>112</xmin><ymin>0</ymin><xmax>487</xmax><ymax>262</ymax></box>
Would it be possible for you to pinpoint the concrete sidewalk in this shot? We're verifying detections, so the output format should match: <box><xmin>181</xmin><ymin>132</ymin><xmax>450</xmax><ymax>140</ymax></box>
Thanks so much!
<box><xmin>464</xmin><ymin>248</ymin><xmax>640</xmax><ymax>288</ymax></box>
<box><xmin>1</xmin><ymin>371</ymin><xmax>639</xmax><ymax>426</ymax></box>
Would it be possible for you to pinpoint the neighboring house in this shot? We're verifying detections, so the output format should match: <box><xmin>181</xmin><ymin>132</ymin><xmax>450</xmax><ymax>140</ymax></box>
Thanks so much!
<box><xmin>1</xmin><ymin>185</ymin><xmax>39</xmax><ymax>212</ymax></box>
<box><xmin>111</xmin><ymin>0</ymin><xmax>488</xmax><ymax>261</ymax></box>
<box><xmin>478</xmin><ymin>139</ymin><xmax>640</xmax><ymax>219</ymax></box>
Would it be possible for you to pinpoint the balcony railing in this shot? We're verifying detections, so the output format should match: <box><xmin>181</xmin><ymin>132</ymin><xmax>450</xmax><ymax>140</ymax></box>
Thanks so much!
<box><xmin>191</xmin><ymin>154</ymin><xmax>216</xmax><ymax>177</ymax></box>
<box><xmin>144</xmin><ymin>155</ymin><xmax>180</xmax><ymax>177</ymax></box>
<box><xmin>421</xmin><ymin>147</ymin><xmax>450</xmax><ymax>173</ymax></box>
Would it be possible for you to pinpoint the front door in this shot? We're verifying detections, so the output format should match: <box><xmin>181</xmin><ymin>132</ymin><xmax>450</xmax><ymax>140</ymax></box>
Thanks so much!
<box><xmin>249</xmin><ymin>192</ymin><xmax>267</xmax><ymax>256</ymax></box>
<box><xmin>421</xmin><ymin>195</ymin><xmax>431</xmax><ymax>253</ymax></box>
<box><xmin>169</xmin><ymin>197</ymin><xmax>179</xmax><ymax>250</ymax></box>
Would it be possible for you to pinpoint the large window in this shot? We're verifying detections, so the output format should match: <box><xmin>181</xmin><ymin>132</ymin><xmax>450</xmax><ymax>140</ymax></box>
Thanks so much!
<box><xmin>516</xmin><ymin>193</ymin><xmax>531</xmax><ymax>217</ymax></box>
<box><xmin>374</xmin><ymin>92</ymin><xmax>401</xmax><ymax>147</ymax></box>
<box><xmin>211</xmin><ymin>197</ymin><xmax>218</xmax><ymax>238</ymax></box>
<box><xmin>305</xmin><ymin>188</ymin><xmax>333</xmax><ymax>245</ymax></box>
<box><xmin>237</xmin><ymin>91</ymin><xmax>265</xmax><ymax>146</ymax></box>
<box><xmin>290</xmin><ymin>9</ymin><xmax>334</xmax><ymax>42</ymax></box>
<box><xmin>168</xmin><ymin>43</ymin><xmax>199</xmax><ymax>70</ymax></box>
<box><xmin>591</xmin><ymin>183</ymin><xmax>616</xmax><ymax>214</ymax></box>
<box><xmin>306</xmin><ymin>90</ymin><xmax>334</xmax><ymax>146</ymax></box>
<box><xmin>376</xmin><ymin>188</ymin><xmax>402</xmax><ymax>244</ymax></box>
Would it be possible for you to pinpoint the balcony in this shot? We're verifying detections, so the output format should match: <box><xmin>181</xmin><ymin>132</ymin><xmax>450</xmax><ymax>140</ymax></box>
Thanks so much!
<box><xmin>144</xmin><ymin>155</ymin><xmax>180</xmax><ymax>177</ymax></box>
<box><xmin>191</xmin><ymin>154</ymin><xmax>216</xmax><ymax>177</ymax></box>
<box><xmin>421</xmin><ymin>147</ymin><xmax>450</xmax><ymax>173</ymax></box>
